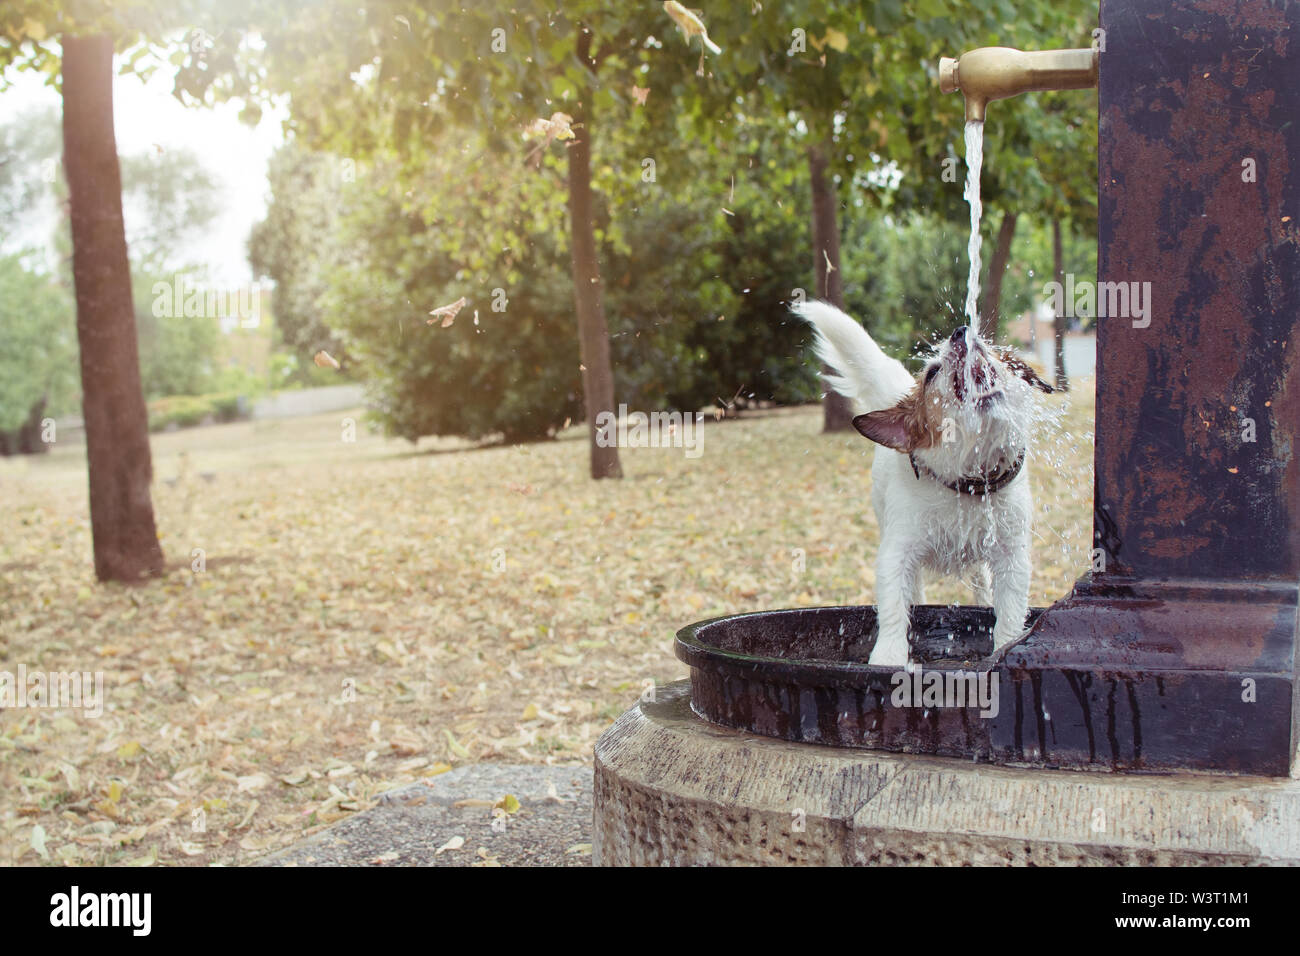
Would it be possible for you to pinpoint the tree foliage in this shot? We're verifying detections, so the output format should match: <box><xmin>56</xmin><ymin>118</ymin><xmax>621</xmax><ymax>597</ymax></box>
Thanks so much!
<box><xmin>0</xmin><ymin>251</ymin><xmax>77</xmax><ymax>436</ymax></box>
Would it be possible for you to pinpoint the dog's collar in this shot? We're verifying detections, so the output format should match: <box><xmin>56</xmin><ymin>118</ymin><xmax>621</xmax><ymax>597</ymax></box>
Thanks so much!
<box><xmin>909</xmin><ymin>447</ymin><xmax>1026</xmax><ymax>496</ymax></box>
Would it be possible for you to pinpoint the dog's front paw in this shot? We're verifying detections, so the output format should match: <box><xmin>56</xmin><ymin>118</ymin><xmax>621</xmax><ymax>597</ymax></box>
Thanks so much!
<box><xmin>868</xmin><ymin>636</ymin><xmax>910</xmax><ymax>668</ymax></box>
<box><xmin>989</xmin><ymin>623</ymin><xmax>1029</xmax><ymax>661</ymax></box>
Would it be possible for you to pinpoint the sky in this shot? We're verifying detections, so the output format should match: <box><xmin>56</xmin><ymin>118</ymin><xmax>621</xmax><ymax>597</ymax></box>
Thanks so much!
<box><xmin>2</xmin><ymin>48</ymin><xmax>286</xmax><ymax>285</ymax></box>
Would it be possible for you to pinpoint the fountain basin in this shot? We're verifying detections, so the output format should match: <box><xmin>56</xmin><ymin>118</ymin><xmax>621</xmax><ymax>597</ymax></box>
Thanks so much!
<box><xmin>675</xmin><ymin>604</ymin><xmax>1039</xmax><ymax>758</ymax></box>
<box><xmin>675</xmin><ymin>599</ymin><xmax>1297</xmax><ymax>775</ymax></box>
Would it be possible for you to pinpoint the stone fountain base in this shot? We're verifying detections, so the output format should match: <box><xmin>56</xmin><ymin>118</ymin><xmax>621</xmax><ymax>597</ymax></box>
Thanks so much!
<box><xmin>593</xmin><ymin>681</ymin><xmax>1300</xmax><ymax>866</ymax></box>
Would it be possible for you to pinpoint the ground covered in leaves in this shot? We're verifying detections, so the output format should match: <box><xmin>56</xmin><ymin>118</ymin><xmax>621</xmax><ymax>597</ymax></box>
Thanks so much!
<box><xmin>0</xmin><ymin>385</ymin><xmax>1094</xmax><ymax>865</ymax></box>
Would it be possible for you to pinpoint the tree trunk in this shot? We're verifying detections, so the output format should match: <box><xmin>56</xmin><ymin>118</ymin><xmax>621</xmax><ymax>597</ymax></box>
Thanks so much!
<box><xmin>980</xmin><ymin>210</ymin><xmax>1017</xmax><ymax>341</ymax></box>
<box><xmin>807</xmin><ymin>140</ymin><xmax>854</xmax><ymax>433</ymax></box>
<box><xmin>1052</xmin><ymin>217</ymin><xmax>1069</xmax><ymax>392</ymax></box>
<box><xmin>62</xmin><ymin>35</ymin><xmax>165</xmax><ymax>581</ymax></box>
<box><xmin>565</xmin><ymin>31</ymin><xmax>622</xmax><ymax>479</ymax></box>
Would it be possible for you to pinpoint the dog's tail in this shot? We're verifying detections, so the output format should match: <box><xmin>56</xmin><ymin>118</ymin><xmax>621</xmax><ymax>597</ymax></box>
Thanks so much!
<box><xmin>794</xmin><ymin>300</ymin><xmax>914</xmax><ymax>413</ymax></box>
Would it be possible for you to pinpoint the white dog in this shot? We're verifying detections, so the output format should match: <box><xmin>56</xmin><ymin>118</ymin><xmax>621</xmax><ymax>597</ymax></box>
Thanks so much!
<box><xmin>796</xmin><ymin>301</ymin><xmax>1053</xmax><ymax>667</ymax></box>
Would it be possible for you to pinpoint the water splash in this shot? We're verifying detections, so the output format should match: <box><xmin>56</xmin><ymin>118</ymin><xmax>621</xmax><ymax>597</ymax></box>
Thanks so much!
<box><xmin>963</xmin><ymin>120</ymin><xmax>984</xmax><ymax>327</ymax></box>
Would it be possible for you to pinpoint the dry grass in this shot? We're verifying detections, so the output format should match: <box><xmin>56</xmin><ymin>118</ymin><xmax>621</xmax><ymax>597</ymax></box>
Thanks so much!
<box><xmin>0</xmin><ymin>381</ymin><xmax>1095</xmax><ymax>865</ymax></box>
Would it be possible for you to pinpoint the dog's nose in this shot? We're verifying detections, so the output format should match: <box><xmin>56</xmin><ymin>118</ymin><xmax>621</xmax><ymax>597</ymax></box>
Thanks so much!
<box><xmin>950</xmin><ymin>326</ymin><xmax>969</xmax><ymax>344</ymax></box>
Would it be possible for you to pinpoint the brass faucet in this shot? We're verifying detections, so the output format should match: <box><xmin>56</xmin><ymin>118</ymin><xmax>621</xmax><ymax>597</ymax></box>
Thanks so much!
<box><xmin>939</xmin><ymin>47</ymin><xmax>1099</xmax><ymax>122</ymax></box>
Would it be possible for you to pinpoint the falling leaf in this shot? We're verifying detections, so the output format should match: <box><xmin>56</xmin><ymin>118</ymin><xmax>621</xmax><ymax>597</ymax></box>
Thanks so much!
<box><xmin>524</xmin><ymin>112</ymin><xmax>576</xmax><ymax>144</ymax></box>
<box><xmin>822</xmin><ymin>28</ymin><xmax>849</xmax><ymax>53</ymax></box>
<box><xmin>663</xmin><ymin>2</ymin><xmax>722</xmax><ymax>55</ymax></box>
<box><xmin>435</xmin><ymin>835</ymin><xmax>465</xmax><ymax>855</ymax></box>
<box><xmin>428</xmin><ymin>296</ymin><xmax>468</xmax><ymax>328</ymax></box>
<box><xmin>631</xmin><ymin>85</ymin><xmax>650</xmax><ymax>105</ymax></box>
<box><xmin>314</xmin><ymin>350</ymin><xmax>341</xmax><ymax>369</ymax></box>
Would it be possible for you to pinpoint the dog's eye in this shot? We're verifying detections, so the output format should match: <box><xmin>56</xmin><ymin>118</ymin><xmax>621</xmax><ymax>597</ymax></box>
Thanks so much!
<box><xmin>923</xmin><ymin>364</ymin><xmax>940</xmax><ymax>386</ymax></box>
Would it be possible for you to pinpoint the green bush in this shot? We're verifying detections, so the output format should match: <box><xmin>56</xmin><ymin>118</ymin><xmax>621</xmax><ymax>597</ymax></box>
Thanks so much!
<box><xmin>147</xmin><ymin>392</ymin><xmax>249</xmax><ymax>432</ymax></box>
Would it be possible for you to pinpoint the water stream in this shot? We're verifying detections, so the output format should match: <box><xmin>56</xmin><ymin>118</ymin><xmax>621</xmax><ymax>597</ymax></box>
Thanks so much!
<box><xmin>963</xmin><ymin>120</ymin><xmax>984</xmax><ymax>327</ymax></box>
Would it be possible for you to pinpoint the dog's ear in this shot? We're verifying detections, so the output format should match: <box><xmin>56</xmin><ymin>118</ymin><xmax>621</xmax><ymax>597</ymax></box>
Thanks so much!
<box><xmin>994</xmin><ymin>348</ymin><xmax>1055</xmax><ymax>393</ymax></box>
<box><xmin>853</xmin><ymin>405</ymin><xmax>916</xmax><ymax>452</ymax></box>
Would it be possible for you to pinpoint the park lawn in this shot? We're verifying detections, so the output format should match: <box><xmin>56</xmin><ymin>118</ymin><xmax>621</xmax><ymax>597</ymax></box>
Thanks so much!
<box><xmin>0</xmin><ymin>383</ymin><xmax>1095</xmax><ymax>866</ymax></box>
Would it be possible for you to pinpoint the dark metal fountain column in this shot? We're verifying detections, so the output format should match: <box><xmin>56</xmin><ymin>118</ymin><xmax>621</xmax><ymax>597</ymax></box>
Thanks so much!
<box><xmin>1006</xmin><ymin>0</ymin><xmax>1300</xmax><ymax>773</ymax></box>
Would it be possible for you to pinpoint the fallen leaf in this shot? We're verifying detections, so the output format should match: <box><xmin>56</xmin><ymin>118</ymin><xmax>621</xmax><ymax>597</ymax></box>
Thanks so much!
<box><xmin>390</xmin><ymin>731</ymin><xmax>423</xmax><ymax>756</ymax></box>
<box><xmin>237</xmin><ymin>773</ymin><xmax>271</xmax><ymax>793</ymax></box>
<box><xmin>30</xmin><ymin>825</ymin><xmax>48</xmax><ymax>859</ymax></box>
<box><xmin>435</xmin><ymin>835</ymin><xmax>465</xmax><ymax>855</ymax></box>
<box><xmin>444</xmin><ymin>728</ymin><xmax>472</xmax><ymax>759</ymax></box>
<box><xmin>495</xmin><ymin>793</ymin><xmax>521</xmax><ymax>815</ymax></box>
<box><xmin>116</xmin><ymin>740</ymin><xmax>141</xmax><ymax>760</ymax></box>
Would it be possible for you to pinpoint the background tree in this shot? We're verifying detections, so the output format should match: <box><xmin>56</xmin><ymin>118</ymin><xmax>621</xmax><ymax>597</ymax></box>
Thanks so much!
<box><xmin>248</xmin><ymin>144</ymin><xmax>349</xmax><ymax>370</ymax></box>
<box><xmin>248</xmin><ymin>98</ymin><xmax>818</xmax><ymax>443</ymax></box>
<box><xmin>62</xmin><ymin>32</ymin><xmax>164</xmax><ymax>580</ymax></box>
<box><xmin>0</xmin><ymin>101</ymin><xmax>230</xmax><ymax>446</ymax></box>
<box><xmin>0</xmin><ymin>5</ymin><xmax>198</xmax><ymax>580</ymax></box>
<box><xmin>0</xmin><ymin>252</ymin><xmax>77</xmax><ymax>454</ymax></box>
<box><xmin>243</xmin><ymin>3</ymin><xmax>703</xmax><ymax>479</ymax></box>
